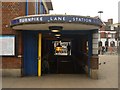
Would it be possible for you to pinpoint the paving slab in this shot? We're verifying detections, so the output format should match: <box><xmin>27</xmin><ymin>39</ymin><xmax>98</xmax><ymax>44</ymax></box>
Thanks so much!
<box><xmin>2</xmin><ymin>55</ymin><xmax>118</xmax><ymax>88</ymax></box>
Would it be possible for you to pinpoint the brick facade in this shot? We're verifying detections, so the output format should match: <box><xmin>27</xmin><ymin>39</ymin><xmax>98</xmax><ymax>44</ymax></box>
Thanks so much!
<box><xmin>2</xmin><ymin>2</ymin><xmax>25</xmax><ymax>32</ymax></box>
<box><xmin>2</xmin><ymin>57</ymin><xmax>21</xmax><ymax>69</ymax></box>
<box><xmin>2</xmin><ymin>2</ymin><xmax>51</xmax><ymax>69</ymax></box>
<box><xmin>2</xmin><ymin>2</ymin><xmax>26</xmax><ymax>69</ymax></box>
<box><xmin>28</xmin><ymin>2</ymin><xmax>36</xmax><ymax>15</ymax></box>
<box><xmin>1</xmin><ymin>2</ymin><xmax>98</xmax><ymax>79</ymax></box>
<box><xmin>100</xmin><ymin>25</ymin><xmax>106</xmax><ymax>38</ymax></box>
<box><xmin>90</xmin><ymin>56</ymin><xmax>98</xmax><ymax>69</ymax></box>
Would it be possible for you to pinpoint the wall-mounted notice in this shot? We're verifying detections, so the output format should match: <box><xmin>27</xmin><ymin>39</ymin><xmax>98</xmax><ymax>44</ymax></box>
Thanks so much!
<box><xmin>54</xmin><ymin>41</ymin><xmax>71</xmax><ymax>56</ymax></box>
<box><xmin>0</xmin><ymin>35</ymin><xmax>15</xmax><ymax>56</ymax></box>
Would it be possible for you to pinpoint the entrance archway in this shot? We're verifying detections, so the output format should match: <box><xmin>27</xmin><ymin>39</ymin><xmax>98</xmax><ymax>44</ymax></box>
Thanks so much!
<box><xmin>11</xmin><ymin>14</ymin><xmax>102</xmax><ymax>79</ymax></box>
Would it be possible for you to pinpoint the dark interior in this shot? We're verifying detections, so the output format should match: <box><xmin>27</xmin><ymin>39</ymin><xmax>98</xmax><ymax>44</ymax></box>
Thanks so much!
<box><xmin>41</xmin><ymin>33</ymin><xmax>88</xmax><ymax>74</ymax></box>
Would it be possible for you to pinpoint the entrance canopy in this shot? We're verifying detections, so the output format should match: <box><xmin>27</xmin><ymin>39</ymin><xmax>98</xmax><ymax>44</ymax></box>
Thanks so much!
<box><xmin>11</xmin><ymin>14</ymin><xmax>103</xmax><ymax>30</ymax></box>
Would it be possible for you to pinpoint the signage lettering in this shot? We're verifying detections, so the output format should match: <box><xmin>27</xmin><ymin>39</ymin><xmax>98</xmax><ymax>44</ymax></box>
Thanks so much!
<box><xmin>72</xmin><ymin>17</ymin><xmax>92</xmax><ymax>22</ymax></box>
<box><xmin>49</xmin><ymin>17</ymin><xmax>65</xmax><ymax>21</ymax></box>
<box><xmin>19</xmin><ymin>16</ymin><xmax>93</xmax><ymax>23</ymax></box>
<box><xmin>11</xmin><ymin>15</ymin><xmax>102</xmax><ymax>25</ymax></box>
<box><xmin>19</xmin><ymin>17</ymin><xmax>43</xmax><ymax>23</ymax></box>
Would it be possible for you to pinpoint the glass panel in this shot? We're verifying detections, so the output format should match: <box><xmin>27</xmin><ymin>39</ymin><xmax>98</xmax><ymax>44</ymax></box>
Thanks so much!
<box><xmin>0</xmin><ymin>35</ymin><xmax>15</xmax><ymax>56</ymax></box>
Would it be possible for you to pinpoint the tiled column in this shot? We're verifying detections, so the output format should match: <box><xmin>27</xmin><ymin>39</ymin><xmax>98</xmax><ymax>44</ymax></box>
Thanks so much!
<box><xmin>90</xmin><ymin>31</ymin><xmax>99</xmax><ymax>79</ymax></box>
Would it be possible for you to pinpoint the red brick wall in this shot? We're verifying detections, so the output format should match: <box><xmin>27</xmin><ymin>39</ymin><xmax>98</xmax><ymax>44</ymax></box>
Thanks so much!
<box><xmin>28</xmin><ymin>2</ymin><xmax>36</xmax><ymax>15</ymax></box>
<box><xmin>2</xmin><ymin>2</ymin><xmax>25</xmax><ymax>33</ymax></box>
<box><xmin>1</xmin><ymin>2</ymin><xmax>50</xmax><ymax>69</ymax></box>
<box><xmin>2</xmin><ymin>2</ymin><xmax>25</xmax><ymax>69</ymax></box>
<box><xmin>100</xmin><ymin>25</ymin><xmax>106</xmax><ymax>38</ymax></box>
<box><xmin>2</xmin><ymin>57</ymin><xmax>21</xmax><ymax>69</ymax></box>
<box><xmin>27</xmin><ymin>1</ymin><xmax>41</xmax><ymax>15</ymax></box>
<box><xmin>90</xmin><ymin>56</ymin><xmax>99</xmax><ymax>69</ymax></box>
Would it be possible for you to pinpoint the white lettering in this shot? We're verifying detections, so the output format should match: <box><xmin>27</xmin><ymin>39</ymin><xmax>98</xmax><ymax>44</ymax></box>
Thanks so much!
<box><xmin>31</xmin><ymin>18</ymin><xmax>33</xmax><ymax>21</ymax></box>
<box><xmin>19</xmin><ymin>17</ymin><xmax>43</xmax><ymax>23</ymax></box>
<box><xmin>39</xmin><ymin>17</ymin><xmax>43</xmax><ymax>21</ymax></box>
<box><xmin>36</xmin><ymin>17</ymin><xmax>39</xmax><ymax>21</ymax></box>
<box><xmin>88</xmin><ymin>19</ymin><xmax>92</xmax><ymax>22</ymax></box>
<box><xmin>81</xmin><ymin>18</ymin><xmax>84</xmax><ymax>21</ymax></box>
<box><xmin>72</xmin><ymin>17</ymin><xmax>93</xmax><ymax>23</ymax></box>
<box><xmin>27</xmin><ymin>18</ymin><xmax>31</xmax><ymax>22</ymax></box>
<box><xmin>63</xmin><ymin>17</ymin><xmax>65</xmax><ymax>21</ymax></box>
<box><xmin>24</xmin><ymin>18</ymin><xmax>28</xmax><ymax>22</ymax></box>
<box><xmin>76</xmin><ymin>17</ymin><xmax>78</xmax><ymax>21</ymax></box>
<box><xmin>85</xmin><ymin>19</ymin><xmax>89</xmax><ymax>22</ymax></box>
<box><xmin>50</xmin><ymin>17</ymin><xmax>53</xmax><ymax>20</ymax></box>
<box><xmin>54</xmin><ymin>17</ymin><xmax>57</xmax><ymax>20</ymax></box>
<box><xmin>49</xmin><ymin>17</ymin><xmax>65</xmax><ymax>21</ymax></box>
<box><xmin>18</xmin><ymin>16</ymin><xmax>94</xmax><ymax>24</ymax></box>
<box><xmin>73</xmin><ymin>17</ymin><xmax>75</xmax><ymax>21</ymax></box>
<box><xmin>78</xmin><ymin>18</ymin><xmax>81</xmax><ymax>21</ymax></box>
<box><xmin>58</xmin><ymin>17</ymin><xmax>62</xmax><ymax>20</ymax></box>
<box><xmin>19</xmin><ymin>19</ymin><xmax>22</xmax><ymax>23</ymax></box>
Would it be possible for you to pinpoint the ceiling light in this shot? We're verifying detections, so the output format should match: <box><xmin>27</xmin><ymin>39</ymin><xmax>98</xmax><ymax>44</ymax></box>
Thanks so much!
<box><xmin>51</xmin><ymin>29</ymin><xmax>60</xmax><ymax>33</ymax></box>
<box><xmin>55</xmin><ymin>34</ymin><xmax>61</xmax><ymax>37</ymax></box>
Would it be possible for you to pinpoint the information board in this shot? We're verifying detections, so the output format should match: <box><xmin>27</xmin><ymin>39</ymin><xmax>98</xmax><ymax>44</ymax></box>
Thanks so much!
<box><xmin>54</xmin><ymin>41</ymin><xmax>71</xmax><ymax>56</ymax></box>
<box><xmin>0</xmin><ymin>35</ymin><xmax>15</xmax><ymax>56</ymax></box>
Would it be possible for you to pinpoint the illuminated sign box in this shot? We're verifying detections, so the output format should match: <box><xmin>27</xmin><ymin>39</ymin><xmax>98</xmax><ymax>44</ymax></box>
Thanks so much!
<box><xmin>54</xmin><ymin>41</ymin><xmax>71</xmax><ymax>56</ymax></box>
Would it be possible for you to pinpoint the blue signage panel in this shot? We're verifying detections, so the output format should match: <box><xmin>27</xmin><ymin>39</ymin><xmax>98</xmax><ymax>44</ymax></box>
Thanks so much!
<box><xmin>11</xmin><ymin>15</ymin><xmax>102</xmax><ymax>26</ymax></box>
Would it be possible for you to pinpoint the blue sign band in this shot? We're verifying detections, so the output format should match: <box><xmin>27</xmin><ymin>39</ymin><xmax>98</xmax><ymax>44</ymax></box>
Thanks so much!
<box><xmin>11</xmin><ymin>15</ymin><xmax>102</xmax><ymax>26</ymax></box>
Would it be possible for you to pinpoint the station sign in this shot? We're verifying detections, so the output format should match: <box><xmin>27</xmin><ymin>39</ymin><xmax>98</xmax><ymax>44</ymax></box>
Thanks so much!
<box><xmin>11</xmin><ymin>15</ymin><xmax>102</xmax><ymax>26</ymax></box>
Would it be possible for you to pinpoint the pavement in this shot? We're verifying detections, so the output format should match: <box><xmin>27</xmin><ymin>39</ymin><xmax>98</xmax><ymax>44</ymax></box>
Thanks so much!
<box><xmin>2</xmin><ymin>55</ymin><xmax>118</xmax><ymax>88</ymax></box>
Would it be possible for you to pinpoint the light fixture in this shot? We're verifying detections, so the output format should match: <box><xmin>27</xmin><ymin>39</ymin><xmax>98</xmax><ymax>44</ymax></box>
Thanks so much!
<box><xmin>49</xmin><ymin>26</ymin><xmax>63</xmax><ymax>52</ymax></box>
<box><xmin>51</xmin><ymin>29</ymin><xmax>60</xmax><ymax>33</ymax></box>
<box><xmin>55</xmin><ymin>34</ymin><xmax>61</xmax><ymax>37</ymax></box>
<box><xmin>56</xmin><ymin>36</ymin><xmax>60</xmax><ymax>39</ymax></box>
<box><xmin>49</xmin><ymin>26</ymin><xmax>63</xmax><ymax>33</ymax></box>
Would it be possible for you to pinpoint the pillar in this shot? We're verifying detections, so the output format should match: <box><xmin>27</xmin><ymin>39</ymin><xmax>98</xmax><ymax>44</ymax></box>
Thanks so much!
<box><xmin>38</xmin><ymin>33</ymin><xmax>42</xmax><ymax>77</ymax></box>
<box><xmin>88</xmin><ymin>32</ymin><xmax>92</xmax><ymax>78</ymax></box>
<box><xmin>90</xmin><ymin>31</ymin><xmax>99</xmax><ymax>79</ymax></box>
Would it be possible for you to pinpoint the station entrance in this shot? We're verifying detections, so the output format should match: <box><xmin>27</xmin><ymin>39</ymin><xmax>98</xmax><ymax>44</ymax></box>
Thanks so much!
<box><xmin>22</xmin><ymin>30</ymin><xmax>89</xmax><ymax>76</ymax></box>
<box><xmin>42</xmin><ymin>33</ymin><xmax>88</xmax><ymax>74</ymax></box>
<box><xmin>12</xmin><ymin>15</ymin><xmax>101</xmax><ymax>78</ymax></box>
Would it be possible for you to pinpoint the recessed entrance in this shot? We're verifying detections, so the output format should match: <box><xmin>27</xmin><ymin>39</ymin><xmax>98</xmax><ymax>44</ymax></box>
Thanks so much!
<box><xmin>22</xmin><ymin>30</ymin><xmax>90</xmax><ymax>76</ymax></box>
<box><xmin>12</xmin><ymin>15</ymin><xmax>100</xmax><ymax>78</ymax></box>
<box><xmin>41</xmin><ymin>33</ymin><xmax>88</xmax><ymax>75</ymax></box>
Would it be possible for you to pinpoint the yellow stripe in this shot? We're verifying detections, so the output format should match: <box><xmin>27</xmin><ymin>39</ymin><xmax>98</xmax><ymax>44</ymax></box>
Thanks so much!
<box><xmin>38</xmin><ymin>60</ymin><xmax>41</xmax><ymax>76</ymax></box>
<box><xmin>38</xmin><ymin>33</ymin><xmax>42</xmax><ymax>77</ymax></box>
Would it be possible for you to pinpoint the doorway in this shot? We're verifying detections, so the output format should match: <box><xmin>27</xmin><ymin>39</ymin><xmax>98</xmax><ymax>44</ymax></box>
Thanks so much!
<box><xmin>41</xmin><ymin>34</ymin><xmax>87</xmax><ymax>74</ymax></box>
<box><xmin>22</xmin><ymin>31</ymin><xmax>87</xmax><ymax>76</ymax></box>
